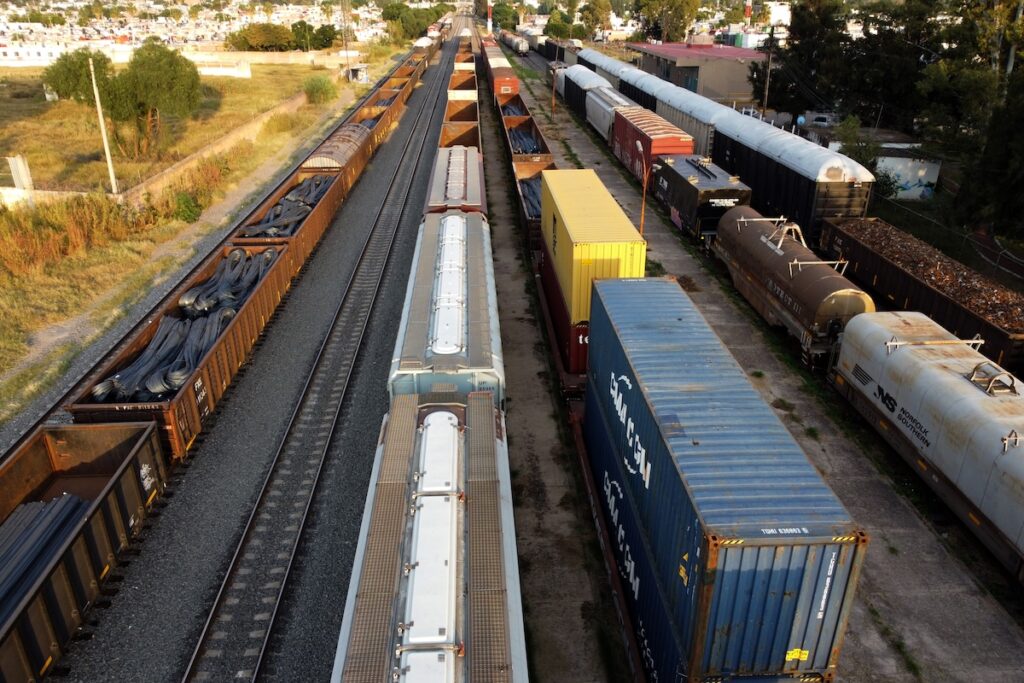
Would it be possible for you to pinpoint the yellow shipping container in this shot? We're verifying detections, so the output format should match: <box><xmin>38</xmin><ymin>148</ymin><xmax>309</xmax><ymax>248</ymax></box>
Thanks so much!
<box><xmin>541</xmin><ymin>169</ymin><xmax>647</xmax><ymax>323</ymax></box>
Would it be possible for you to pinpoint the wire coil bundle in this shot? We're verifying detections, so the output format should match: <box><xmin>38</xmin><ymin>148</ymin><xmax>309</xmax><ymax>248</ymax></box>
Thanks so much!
<box><xmin>238</xmin><ymin>175</ymin><xmax>333</xmax><ymax>238</ymax></box>
<box><xmin>519</xmin><ymin>178</ymin><xmax>542</xmax><ymax>218</ymax></box>
<box><xmin>92</xmin><ymin>248</ymin><xmax>277</xmax><ymax>403</ymax></box>
<box><xmin>508</xmin><ymin>128</ymin><xmax>541</xmax><ymax>154</ymax></box>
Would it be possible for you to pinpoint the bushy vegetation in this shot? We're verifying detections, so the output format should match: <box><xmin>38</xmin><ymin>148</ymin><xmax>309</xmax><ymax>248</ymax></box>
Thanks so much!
<box><xmin>225</xmin><ymin>21</ymin><xmax>339</xmax><ymax>51</ymax></box>
<box><xmin>303</xmin><ymin>75</ymin><xmax>339</xmax><ymax>104</ymax></box>
<box><xmin>0</xmin><ymin>142</ymin><xmax>251</xmax><ymax>278</ymax></box>
<box><xmin>381</xmin><ymin>2</ymin><xmax>454</xmax><ymax>42</ymax></box>
<box><xmin>43</xmin><ymin>42</ymin><xmax>201</xmax><ymax>159</ymax></box>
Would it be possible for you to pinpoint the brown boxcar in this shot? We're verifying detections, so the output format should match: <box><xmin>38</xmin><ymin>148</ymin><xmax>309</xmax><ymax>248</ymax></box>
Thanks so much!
<box><xmin>820</xmin><ymin>217</ymin><xmax>1024</xmax><ymax>372</ymax></box>
<box><xmin>612</xmin><ymin>107</ymin><xmax>695</xmax><ymax>183</ymax></box>
<box><xmin>496</xmin><ymin>92</ymin><xmax>528</xmax><ymax>117</ymax></box>
<box><xmin>513</xmin><ymin>159</ymin><xmax>556</xmax><ymax>248</ymax></box>
<box><xmin>351</xmin><ymin>87</ymin><xmax>406</xmax><ymax>150</ymax></box>
<box><xmin>448</xmin><ymin>71</ymin><xmax>477</xmax><ymax>95</ymax></box>
<box><xmin>67</xmin><ymin>246</ymin><xmax>292</xmax><ymax>459</ymax></box>
<box><xmin>0</xmin><ymin>423</ymin><xmax>168</xmax><ymax>681</ymax></box>
<box><xmin>538</xmin><ymin>238</ymin><xmax>589</xmax><ymax>375</ymax></box>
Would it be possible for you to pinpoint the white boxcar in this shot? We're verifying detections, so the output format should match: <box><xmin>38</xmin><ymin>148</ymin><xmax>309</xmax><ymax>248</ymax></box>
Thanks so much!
<box><xmin>575</xmin><ymin>47</ymin><xmax>634</xmax><ymax>90</ymax></box>
<box><xmin>835</xmin><ymin>311</ymin><xmax>1024</xmax><ymax>580</ymax></box>
<box><xmin>390</xmin><ymin>211</ymin><xmax>505</xmax><ymax>406</ymax></box>
<box><xmin>585</xmin><ymin>86</ymin><xmax>639</xmax><ymax>141</ymax></box>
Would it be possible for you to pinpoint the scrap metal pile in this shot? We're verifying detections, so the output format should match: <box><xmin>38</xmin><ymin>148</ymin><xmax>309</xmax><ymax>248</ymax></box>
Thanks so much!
<box><xmin>840</xmin><ymin>218</ymin><xmax>1024</xmax><ymax>333</ymax></box>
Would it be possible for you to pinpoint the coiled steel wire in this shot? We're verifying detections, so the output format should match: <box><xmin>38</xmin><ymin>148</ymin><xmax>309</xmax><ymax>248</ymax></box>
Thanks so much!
<box><xmin>500</xmin><ymin>101</ymin><xmax>526</xmax><ymax>116</ymax></box>
<box><xmin>238</xmin><ymin>175</ymin><xmax>333</xmax><ymax>238</ymax></box>
<box><xmin>91</xmin><ymin>249</ymin><xmax>276</xmax><ymax>403</ymax></box>
<box><xmin>508</xmin><ymin>128</ymin><xmax>542</xmax><ymax>154</ymax></box>
<box><xmin>519</xmin><ymin>178</ymin><xmax>542</xmax><ymax>218</ymax></box>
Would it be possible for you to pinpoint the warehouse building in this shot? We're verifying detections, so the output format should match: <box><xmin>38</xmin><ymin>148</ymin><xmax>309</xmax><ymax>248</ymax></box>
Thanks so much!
<box><xmin>629</xmin><ymin>42</ymin><xmax>765</xmax><ymax>104</ymax></box>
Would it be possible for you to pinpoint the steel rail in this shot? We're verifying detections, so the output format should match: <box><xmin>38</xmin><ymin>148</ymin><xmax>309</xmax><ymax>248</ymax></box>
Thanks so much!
<box><xmin>0</xmin><ymin>48</ymin><xmax>419</xmax><ymax>462</ymax></box>
<box><xmin>181</xmin><ymin>28</ymin><xmax>460</xmax><ymax>683</ymax></box>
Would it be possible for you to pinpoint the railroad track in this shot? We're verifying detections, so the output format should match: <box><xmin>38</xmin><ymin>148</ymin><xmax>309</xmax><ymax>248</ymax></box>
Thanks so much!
<box><xmin>181</xmin><ymin>30</ymin><xmax>460</xmax><ymax>683</ymax></box>
<box><xmin>0</xmin><ymin>50</ymin><xmax>419</xmax><ymax>459</ymax></box>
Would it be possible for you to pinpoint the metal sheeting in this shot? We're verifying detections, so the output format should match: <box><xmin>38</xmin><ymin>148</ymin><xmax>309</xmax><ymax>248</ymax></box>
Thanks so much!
<box><xmin>426</xmin><ymin>146</ymin><xmax>485</xmax><ymax>212</ymax></box>
<box><xmin>0</xmin><ymin>495</ymin><xmax>90</xmax><ymax>627</ymax></box>
<box><xmin>587</xmin><ymin>278</ymin><xmax>855</xmax><ymax>536</ymax></box>
<box><xmin>837</xmin><ymin>312</ymin><xmax>1024</xmax><ymax>552</ymax></box>
<box><xmin>305</xmin><ymin>124</ymin><xmax>371</xmax><ymax>170</ymax></box>
<box><xmin>390</xmin><ymin>212</ymin><xmax>505</xmax><ymax>406</ymax></box>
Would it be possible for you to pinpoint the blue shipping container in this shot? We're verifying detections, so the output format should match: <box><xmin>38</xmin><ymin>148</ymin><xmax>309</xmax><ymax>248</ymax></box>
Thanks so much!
<box><xmin>585</xmin><ymin>278</ymin><xmax>867</xmax><ymax>681</ymax></box>
<box><xmin>585</xmin><ymin>377</ymin><xmax>686</xmax><ymax>683</ymax></box>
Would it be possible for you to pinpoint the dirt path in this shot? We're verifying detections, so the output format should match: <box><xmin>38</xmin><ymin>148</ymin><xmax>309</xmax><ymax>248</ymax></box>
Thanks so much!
<box><xmin>512</xmin><ymin>58</ymin><xmax>1024</xmax><ymax>682</ymax></box>
<box><xmin>480</xmin><ymin>85</ymin><xmax>631</xmax><ymax>681</ymax></box>
<box><xmin>0</xmin><ymin>90</ymin><xmax>357</xmax><ymax>389</ymax></box>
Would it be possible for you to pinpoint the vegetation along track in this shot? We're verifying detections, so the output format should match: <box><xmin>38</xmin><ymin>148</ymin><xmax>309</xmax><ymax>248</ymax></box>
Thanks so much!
<box><xmin>0</xmin><ymin>50</ymin><xmax>413</xmax><ymax>457</ymax></box>
<box><xmin>181</xmin><ymin>36</ymin><xmax>458</xmax><ymax>683</ymax></box>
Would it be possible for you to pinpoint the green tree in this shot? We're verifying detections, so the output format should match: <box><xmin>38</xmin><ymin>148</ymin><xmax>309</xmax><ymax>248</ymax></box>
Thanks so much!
<box><xmin>565</xmin><ymin>0</ymin><xmax>581</xmax><ymax>25</ymax></box>
<box><xmin>580</xmin><ymin>0</ymin><xmax>612</xmax><ymax>32</ymax></box>
<box><xmin>226</xmin><ymin>23</ymin><xmax>295</xmax><ymax>50</ymax></box>
<box><xmin>966</xmin><ymin>68</ymin><xmax>1024</xmax><ymax>235</ymax></box>
<box><xmin>188</xmin><ymin>5</ymin><xmax>202</xmax><ymax>19</ymax></box>
<box><xmin>314</xmin><ymin>24</ymin><xmax>338</xmax><ymax>48</ymax></box>
<box><xmin>633</xmin><ymin>0</ymin><xmax>699</xmax><ymax>42</ymax></box>
<box><xmin>42</xmin><ymin>48</ymin><xmax>114</xmax><ymax>104</ymax></box>
<box><xmin>292</xmin><ymin>20</ymin><xmax>317</xmax><ymax>50</ymax></box>
<box><xmin>747</xmin><ymin>0</ymin><xmax>850</xmax><ymax>116</ymax></box>
<box><xmin>108</xmin><ymin>42</ymin><xmax>202</xmax><ymax>157</ymax></box>
<box><xmin>492</xmin><ymin>1</ymin><xmax>515</xmax><ymax>28</ymax></box>
<box><xmin>722</xmin><ymin>3</ymin><xmax>745</xmax><ymax>24</ymax></box>
<box><xmin>382</xmin><ymin>3</ymin><xmax>406</xmax><ymax>20</ymax></box>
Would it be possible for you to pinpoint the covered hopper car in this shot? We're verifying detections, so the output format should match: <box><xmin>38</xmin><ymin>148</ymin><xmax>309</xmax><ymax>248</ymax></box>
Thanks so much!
<box><xmin>833</xmin><ymin>312</ymin><xmax>1024</xmax><ymax>581</ymax></box>
<box><xmin>715</xmin><ymin>206</ymin><xmax>875</xmax><ymax>365</ymax></box>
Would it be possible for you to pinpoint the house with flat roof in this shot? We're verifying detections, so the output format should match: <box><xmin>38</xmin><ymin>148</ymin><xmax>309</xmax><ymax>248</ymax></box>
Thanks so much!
<box><xmin>629</xmin><ymin>42</ymin><xmax>765</xmax><ymax>104</ymax></box>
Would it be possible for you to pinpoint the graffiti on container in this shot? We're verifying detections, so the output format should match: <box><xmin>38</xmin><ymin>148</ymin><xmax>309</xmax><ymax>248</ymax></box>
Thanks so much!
<box><xmin>602</xmin><ymin>471</ymin><xmax>641</xmax><ymax>601</ymax></box>
<box><xmin>140</xmin><ymin>463</ymin><xmax>156</xmax><ymax>492</ymax></box>
<box><xmin>609</xmin><ymin>372</ymin><xmax>652</xmax><ymax>489</ymax></box>
<box><xmin>634</xmin><ymin>615</ymin><xmax>660</xmax><ymax>681</ymax></box>
<box><xmin>816</xmin><ymin>550</ymin><xmax>838</xmax><ymax>620</ymax></box>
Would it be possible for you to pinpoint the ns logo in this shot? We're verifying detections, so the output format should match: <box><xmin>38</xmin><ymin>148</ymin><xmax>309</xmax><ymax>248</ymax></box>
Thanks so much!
<box><xmin>875</xmin><ymin>385</ymin><xmax>897</xmax><ymax>413</ymax></box>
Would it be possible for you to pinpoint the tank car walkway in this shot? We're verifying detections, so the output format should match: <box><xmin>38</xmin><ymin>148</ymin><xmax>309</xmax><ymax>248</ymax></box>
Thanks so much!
<box><xmin>509</xmin><ymin>54</ymin><xmax>1024</xmax><ymax>682</ymax></box>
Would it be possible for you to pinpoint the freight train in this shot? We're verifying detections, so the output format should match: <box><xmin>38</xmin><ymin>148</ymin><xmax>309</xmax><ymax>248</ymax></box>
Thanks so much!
<box><xmin>484</xmin><ymin>31</ymin><xmax>870</xmax><ymax>682</ymax></box>
<box><xmin>488</xmin><ymin>27</ymin><xmax>1024</xmax><ymax>676</ymax></box>
<box><xmin>0</xmin><ymin>37</ymin><xmax>444</xmax><ymax>682</ymax></box>
<box><xmin>331</xmin><ymin>34</ymin><xmax>529</xmax><ymax>682</ymax></box>
<box><xmin>544</xmin><ymin>46</ymin><xmax>875</xmax><ymax>242</ymax></box>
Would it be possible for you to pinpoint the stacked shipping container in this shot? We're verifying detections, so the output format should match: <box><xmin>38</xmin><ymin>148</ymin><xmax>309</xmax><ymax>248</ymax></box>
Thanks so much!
<box><xmin>539</xmin><ymin>170</ymin><xmax>646</xmax><ymax>373</ymax></box>
<box><xmin>584</xmin><ymin>278</ymin><xmax>867</xmax><ymax>682</ymax></box>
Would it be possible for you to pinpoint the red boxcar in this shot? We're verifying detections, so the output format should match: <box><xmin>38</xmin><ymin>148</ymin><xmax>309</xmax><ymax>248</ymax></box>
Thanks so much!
<box><xmin>611</xmin><ymin>108</ymin><xmax>694</xmax><ymax>183</ymax></box>
<box><xmin>537</xmin><ymin>239</ymin><xmax>588</xmax><ymax>375</ymax></box>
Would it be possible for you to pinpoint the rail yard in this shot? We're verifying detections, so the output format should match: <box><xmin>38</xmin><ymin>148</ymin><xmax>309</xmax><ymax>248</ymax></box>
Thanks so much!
<box><xmin>1</xmin><ymin>14</ymin><xmax>1024</xmax><ymax>683</ymax></box>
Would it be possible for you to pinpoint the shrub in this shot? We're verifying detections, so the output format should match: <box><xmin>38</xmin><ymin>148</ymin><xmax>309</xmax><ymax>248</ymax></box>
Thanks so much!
<box><xmin>173</xmin><ymin>192</ymin><xmax>202</xmax><ymax>222</ymax></box>
<box><xmin>262</xmin><ymin>112</ymin><xmax>300</xmax><ymax>136</ymax></box>
<box><xmin>303</xmin><ymin>75</ymin><xmax>338</xmax><ymax>104</ymax></box>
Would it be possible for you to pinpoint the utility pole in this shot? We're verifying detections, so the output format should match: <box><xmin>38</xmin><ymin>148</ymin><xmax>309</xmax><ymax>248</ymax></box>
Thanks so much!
<box><xmin>761</xmin><ymin>25</ymin><xmax>773</xmax><ymax>116</ymax></box>
<box><xmin>89</xmin><ymin>57</ymin><xmax>118</xmax><ymax>195</ymax></box>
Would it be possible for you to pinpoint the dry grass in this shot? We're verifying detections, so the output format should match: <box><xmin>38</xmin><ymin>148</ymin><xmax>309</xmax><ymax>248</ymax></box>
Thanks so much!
<box><xmin>0</xmin><ymin>64</ymin><xmax>323</xmax><ymax>191</ymax></box>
